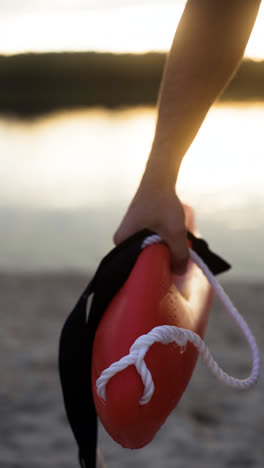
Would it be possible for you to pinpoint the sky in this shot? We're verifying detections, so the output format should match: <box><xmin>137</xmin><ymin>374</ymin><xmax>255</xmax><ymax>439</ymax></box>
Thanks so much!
<box><xmin>0</xmin><ymin>0</ymin><xmax>180</xmax><ymax>14</ymax></box>
<box><xmin>0</xmin><ymin>0</ymin><xmax>263</xmax><ymax>58</ymax></box>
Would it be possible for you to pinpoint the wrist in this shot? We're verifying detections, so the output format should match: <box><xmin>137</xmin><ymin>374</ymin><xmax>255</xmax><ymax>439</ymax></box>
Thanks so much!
<box><xmin>143</xmin><ymin>150</ymin><xmax>180</xmax><ymax>192</ymax></box>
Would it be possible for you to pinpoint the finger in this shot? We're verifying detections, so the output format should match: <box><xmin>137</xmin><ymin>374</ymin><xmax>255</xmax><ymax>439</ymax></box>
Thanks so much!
<box><xmin>165</xmin><ymin>230</ymin><xmax>189</xmax><ymax>275</ymax></box>
<box><xmin>113</xmin><ymin>225</ymin><xmax>123</xmax><ymax>245</ymax></box>
<box><xmin>113</xmin><ymin>218</ymin><xmax>140</xmax><ymax>245</ymax></box>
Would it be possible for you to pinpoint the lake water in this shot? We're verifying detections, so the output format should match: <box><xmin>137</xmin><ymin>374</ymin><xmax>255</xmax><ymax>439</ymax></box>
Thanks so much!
<box><xmin>1</xmin><ymin>103</ymin><xmax>264</xmax><ymax>279</ymax></box>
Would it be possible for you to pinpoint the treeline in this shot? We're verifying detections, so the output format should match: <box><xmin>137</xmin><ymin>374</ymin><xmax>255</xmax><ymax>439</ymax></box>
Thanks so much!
<box><xmin>0</xmin><ymin>52</ymin><xmax>263</xmax><ymax>117</ymax></box>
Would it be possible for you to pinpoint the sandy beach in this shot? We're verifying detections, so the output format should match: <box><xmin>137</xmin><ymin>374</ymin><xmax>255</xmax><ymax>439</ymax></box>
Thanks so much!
<box><xmin>0</xmin><ymin>272</ymin><xmax>263</xmax><ymax>468</ymax></box>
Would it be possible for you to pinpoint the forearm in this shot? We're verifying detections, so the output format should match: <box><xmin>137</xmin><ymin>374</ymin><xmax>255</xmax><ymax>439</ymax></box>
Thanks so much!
<box><xmin>146</xmin><ymin>0</ymin><xmax>261</xmax><ymax>187</ymax></box>
<box><xmin>114</xmin><ymin>0</ymin><xmax>261</xmax><ymax>269</ymax></box>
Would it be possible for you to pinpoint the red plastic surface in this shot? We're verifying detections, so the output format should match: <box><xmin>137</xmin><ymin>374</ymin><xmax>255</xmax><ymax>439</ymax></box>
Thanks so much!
<box><xmin>92</xmin><ymin>212</ymin><xmax>213</xmax><ymax>449</ymax></box>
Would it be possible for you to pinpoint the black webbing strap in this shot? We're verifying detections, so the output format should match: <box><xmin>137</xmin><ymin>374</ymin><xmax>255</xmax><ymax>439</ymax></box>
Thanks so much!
<box><xmin>58</xmin><ymin>230</ymin><xmax>230</xmax><ymax>467</ymax></box>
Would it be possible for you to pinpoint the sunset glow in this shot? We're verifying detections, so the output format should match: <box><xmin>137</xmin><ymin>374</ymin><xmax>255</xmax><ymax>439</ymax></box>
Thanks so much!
<box><xmin>0</xmin><ymin>2</ymin><xmax>263</xmax><ymax>59</ymax></box>
<box><xmin>1</xmin><ymin>104</ymin><xmax>264</xmax><ymax>210</ymax></box>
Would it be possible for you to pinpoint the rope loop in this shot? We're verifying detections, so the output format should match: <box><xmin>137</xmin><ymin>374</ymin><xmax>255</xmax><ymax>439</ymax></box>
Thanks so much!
<box><xmin>96</xmin><ymin>235</ymin><xmax>261</xmax><ymax>405</ymax></box>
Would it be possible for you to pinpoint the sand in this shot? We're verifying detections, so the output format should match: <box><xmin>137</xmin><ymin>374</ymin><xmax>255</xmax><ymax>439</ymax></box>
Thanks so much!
<box><xmin>0</xmin><ymin>273</ymin><xmax>263</xmax><ymax>468</ymax></box>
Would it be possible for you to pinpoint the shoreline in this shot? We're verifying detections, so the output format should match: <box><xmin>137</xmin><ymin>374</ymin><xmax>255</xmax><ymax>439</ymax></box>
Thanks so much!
<box><xmin>0</xmin><ymin>54</ymin><xmax>264</xmax><ymax>117</ymax></box>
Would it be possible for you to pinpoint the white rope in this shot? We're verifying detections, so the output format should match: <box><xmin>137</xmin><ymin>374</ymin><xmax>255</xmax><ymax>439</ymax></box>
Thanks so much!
<box><xmin>96</xmin><ymin>235</ymin><xmax>261</xmax><ymax>405</ymax></box>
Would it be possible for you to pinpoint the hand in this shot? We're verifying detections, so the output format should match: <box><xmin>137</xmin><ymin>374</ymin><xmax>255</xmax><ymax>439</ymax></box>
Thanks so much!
<box><xmin>113</xmin><ymin>179</ymin><xmax>189</xmax><ymax>275</ymax></box>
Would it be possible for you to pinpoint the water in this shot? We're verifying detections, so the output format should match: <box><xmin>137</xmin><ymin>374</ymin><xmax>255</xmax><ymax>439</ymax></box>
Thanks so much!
<box><xmin>1</xmin><ymin>104</ymin><xmax>264</xmax><ymax>279</ymax></box>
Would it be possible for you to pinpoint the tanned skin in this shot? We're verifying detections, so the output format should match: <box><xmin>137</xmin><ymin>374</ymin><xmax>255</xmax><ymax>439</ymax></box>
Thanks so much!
<box><xmin>114</xmin><ymin>0</ymin><xmax>261</xmax><ymax>274</ymax></box>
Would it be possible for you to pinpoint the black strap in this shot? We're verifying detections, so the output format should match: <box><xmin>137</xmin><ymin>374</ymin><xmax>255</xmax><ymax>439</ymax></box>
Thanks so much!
<box><xmin>59</xmin><ymin>229</ymin><xmax>153</xmax><ymax>467</ymax></box>
<box><xmin>58</xmin><ymin>230</ymin><xmax>230</xmax><ymax>468</ymax></box>
<box><xmin>187</xmin><ymin>231</ymin><xmax>230</xmax><ymax>274</ymax></box>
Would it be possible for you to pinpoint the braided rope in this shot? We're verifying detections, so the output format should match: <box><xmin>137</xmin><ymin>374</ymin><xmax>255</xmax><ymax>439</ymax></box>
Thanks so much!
<box><xmin>96</xmin><ymin>235</ymin><xmax>260</xmax><ymax>405</ymax></box>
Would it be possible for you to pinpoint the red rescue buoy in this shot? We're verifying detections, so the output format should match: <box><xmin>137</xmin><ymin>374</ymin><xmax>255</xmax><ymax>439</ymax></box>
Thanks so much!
<box><xmin>91</xmin><ymin>209</ymin><xmax>213</xmax><ymax>449</ymax></box>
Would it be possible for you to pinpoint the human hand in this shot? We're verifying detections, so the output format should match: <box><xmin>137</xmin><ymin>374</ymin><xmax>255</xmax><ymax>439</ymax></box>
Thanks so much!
<box><xmin>113</xmin><ymin>179</ymin><xmax>189</xmax><ymax>274</ymax></box>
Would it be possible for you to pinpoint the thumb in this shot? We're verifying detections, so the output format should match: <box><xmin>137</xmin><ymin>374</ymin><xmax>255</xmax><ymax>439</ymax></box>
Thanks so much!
<box><xmin>163</xmin><ymin>228</ymin><xmax>189</xmax><ymax>275</ymax></box>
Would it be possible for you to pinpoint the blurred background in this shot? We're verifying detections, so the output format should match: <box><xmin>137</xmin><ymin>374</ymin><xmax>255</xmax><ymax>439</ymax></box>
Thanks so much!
<box><xmin>1</xmin><ymin>2</ymin><xmax>264</xmax><ymax>468</ymax></box>
<box><xmin>0</xmin><ymin>0</ymin><xmax>264</xmax><ymax>277</ymax></box>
